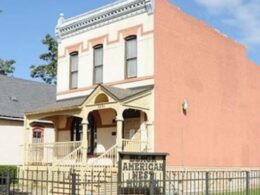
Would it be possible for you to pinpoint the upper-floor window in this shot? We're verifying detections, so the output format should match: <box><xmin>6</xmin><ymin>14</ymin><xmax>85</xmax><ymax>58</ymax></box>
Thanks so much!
<box><xmin>125</xmin><ymin>35</ymin><xmax>137</xmax><ymax>78</ymax></box>
<box><xmin>93</xmin><ymin>45</ymin><xmax>103</xmax><ymax>84</ymax></box>
<box><xmin>70</xmin><ymin>52</ymin><xmax>78</xmax><ymax>89</ymax></box>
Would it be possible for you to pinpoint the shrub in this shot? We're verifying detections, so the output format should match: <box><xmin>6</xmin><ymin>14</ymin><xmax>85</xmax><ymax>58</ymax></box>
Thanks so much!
<box><xmin>0</xmin><ymin>165</ymin><xmax>18</xmax><ymax>179</ymax></box>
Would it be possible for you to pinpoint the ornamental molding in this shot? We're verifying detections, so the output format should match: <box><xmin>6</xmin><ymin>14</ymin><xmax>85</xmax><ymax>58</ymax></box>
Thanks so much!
<box><xmin>55</xmin><ymin>0</ymin><xmax>154</xmax><ymax>40</ymax></box>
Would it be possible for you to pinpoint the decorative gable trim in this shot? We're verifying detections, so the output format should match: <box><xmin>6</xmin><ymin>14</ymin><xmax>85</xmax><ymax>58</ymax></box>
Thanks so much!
<box><xmin>122</xmin><ymin>90</ymin><xmax>152</xmax><ymax>110</ymax></box>
<box><xmin>82</xmin><ymin>85</ymin><xmax>118</xmax><ymax>108</ymax></box>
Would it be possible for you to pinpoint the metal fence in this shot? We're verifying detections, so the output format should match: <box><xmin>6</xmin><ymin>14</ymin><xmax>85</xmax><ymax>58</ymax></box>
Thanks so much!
<box><xmin>0</xmin><ymin>168</ymin><xmax>260</xmax><ymax>195</ymax></box>
<box><xmin>165</xmin><ymin>170</ymin><xmax>260</xmax><ymax>195</ymax></box>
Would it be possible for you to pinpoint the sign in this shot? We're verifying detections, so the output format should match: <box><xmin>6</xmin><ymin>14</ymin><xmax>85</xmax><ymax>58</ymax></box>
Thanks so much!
<box><xmin>118</xmin><ymin>152</ymin><xmax>168</xmax><ymax>194</ymax></box>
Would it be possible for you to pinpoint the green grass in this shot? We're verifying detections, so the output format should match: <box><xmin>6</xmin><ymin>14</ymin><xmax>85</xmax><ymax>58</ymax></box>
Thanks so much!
<box><xmin>212</xmin><ymin>188</ymin><xmax>260</xmax><ymax>195</ymax></box>
<box><xmin>165</xmin><ymin>189</ymin><xmax>260</xmax><ymax>195</ymax></box>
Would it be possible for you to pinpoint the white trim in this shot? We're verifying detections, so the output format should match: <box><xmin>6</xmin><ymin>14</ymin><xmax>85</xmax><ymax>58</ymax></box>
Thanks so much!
<box><xmin>0</xmin><ymin>116</ymin><xmax>53</xmax><ymax>124</ymax></box>
<box><xmin>0</xmin><ymin>116</ymin><xmax>24</xmax><ymax>122</ymax></box>
<box><xmin>56</xmin><ymin>0</ymin><xmax>154</xmax><ymax>40</ymax></box>
<box><xmin>29</xmin><ymin>119</ymin><xmax>54</xmax><ymax>125</ymax></box>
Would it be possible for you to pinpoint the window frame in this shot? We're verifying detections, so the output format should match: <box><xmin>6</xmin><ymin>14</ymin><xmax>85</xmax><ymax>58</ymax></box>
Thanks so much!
<box><xmin>93</xmin><ymin>44</ymin><xmax>104</xmax><ymax>84</ymax></box>
<box><xmin>125</xmin><ymin>35</ymin><xmax>138</xmax><ymax>79</ymax></box>
<box><xmin>69</xmin><ymin>51</ymin><xmax>79</xmax><ymax>89</ymax></box>
<box><xmin>32</xmin><ymin>127</ymin><xmax>44</xmax><ymax>143</ymax></box>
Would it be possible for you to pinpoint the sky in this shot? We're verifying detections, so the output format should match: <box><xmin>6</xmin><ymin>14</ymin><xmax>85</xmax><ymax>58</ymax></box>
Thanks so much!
<box><xmin>0</xmin><ymin>0</ymin><xmax>259</xmax><ymax>81</ymax></box>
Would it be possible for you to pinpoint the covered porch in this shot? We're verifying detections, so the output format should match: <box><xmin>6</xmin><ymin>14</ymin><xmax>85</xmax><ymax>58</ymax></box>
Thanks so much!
<box><xmin>23</xmin><ymin>85</ymin><xmax>154</xmax><ymax>168</ymax></box>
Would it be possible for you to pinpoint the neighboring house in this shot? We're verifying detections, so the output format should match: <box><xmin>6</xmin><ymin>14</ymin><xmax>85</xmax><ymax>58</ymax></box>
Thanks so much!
<box><xmin>23</xmin><ymin>0</ymin><xmax>260</xmax><ymax>169</ymax></box>
<box><xmin>0</xmin><ymin>75</ymin><xmax>56</xmax><ymax>165</ymax></box>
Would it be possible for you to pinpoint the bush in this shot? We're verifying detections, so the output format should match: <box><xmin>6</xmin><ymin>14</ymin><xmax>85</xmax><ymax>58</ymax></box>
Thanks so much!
<box><xmin>0</xmin><ymin>165</ymin><xmax>18</xmax><ymax>179</ymax></box>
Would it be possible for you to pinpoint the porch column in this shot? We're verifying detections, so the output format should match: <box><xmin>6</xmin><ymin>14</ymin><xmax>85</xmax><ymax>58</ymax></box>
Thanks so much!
<box><xmin>146</xmin><ymin>121</ymin><xmax>154</xmax><ymax>152</ymax></box>
<box><xmin>81</xmin><ymin>121</ymin><xmax>88</xmax><ymax>165</ymax></box>
<box><xmin>140</xmin><ymin>112</ymin><xmax>147</xmax><ymax>151</ymax></box>
<box><xmin>116</xmin><ymin>116</ymin><xmax>124</xmax><ymax>151</ymax></box>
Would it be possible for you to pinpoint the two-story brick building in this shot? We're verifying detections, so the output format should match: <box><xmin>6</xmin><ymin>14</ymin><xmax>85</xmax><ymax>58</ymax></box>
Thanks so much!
<box><xmin>23</xmin><ymin>0</ymin><xmax>260</xmax><ymax>169</ymax></box>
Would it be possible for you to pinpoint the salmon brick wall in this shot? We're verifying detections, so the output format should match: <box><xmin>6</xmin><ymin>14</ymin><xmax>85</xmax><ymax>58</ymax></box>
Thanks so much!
<box><xmin>154</xmin><ymin>0</ymin><xmax>260</xmax><ymax>167</ymax></box>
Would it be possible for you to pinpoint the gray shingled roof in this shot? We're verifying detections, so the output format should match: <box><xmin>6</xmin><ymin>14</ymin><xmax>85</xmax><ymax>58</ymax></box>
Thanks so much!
<box><xmin>102</xmin><ymin>85</ymin><xmax>154</xmax><ymax>100</ymax></box>
<box><xmin>28</xmin><ymin>85</ymin><xmax>154</xmax><ymax>115</ymax></box>
<box><xmin>0</xmin><ymin>75</ymin><xmax>56</xmax><ymax>119</ymax></box>
<box><xmin>30</xmin><ymin>96</ymin><xmax>87</xmax><ymax>114</ymax></box>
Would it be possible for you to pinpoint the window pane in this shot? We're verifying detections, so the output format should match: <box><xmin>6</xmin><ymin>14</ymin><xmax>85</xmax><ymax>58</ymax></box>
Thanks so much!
<box><xmin>71</xmin><ymin>72</ymin><xmax>78</xmax><ymax>88</ymax></box>
<box><xmin>127</xmin><ymin>59</ymin><xmax>137</xmax><ymax>77</ymax></box>
<box><xmin>33</xmin><ymin>131</ymin><xmax>42</xmax><ymax>143</ymax></box>
<box><xmin>126</xmin><ymin>38</ymin><xmax>137</xmax><ymax>59</ymax></box>
<box><xmin>94</xmin><ymin>47</ymin><xmax>103</xmax><ymax>66</ymax></box>
<box><xmin>33</xmin><ymin>132</ymin><xmax>41</xmax><ymax>138</ymax></box>
<box><xmin>70</xmin><ymin>54</ymin><xmax>78</xmax><ymax>72</ymax></box>
<box><xmin>95</xmin><ymin>66</ymin><xmax>103</xmax><ymax>84</ymax></box>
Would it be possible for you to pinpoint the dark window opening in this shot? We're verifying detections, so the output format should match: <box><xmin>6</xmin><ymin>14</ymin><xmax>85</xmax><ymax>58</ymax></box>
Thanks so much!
<box><xmin>93</xmin><ymin>45</ymin><xmax>103</xmax><ymax>84</ymax></box>
<box><xmin>70</xmin><ymin>52</ymin><xmax>79</xmax><ymax>89</ymax></box>
<box><xmin>125</xmin><ymin>35</ymin><xmax>137</xmax><ymax>78</ymax></box>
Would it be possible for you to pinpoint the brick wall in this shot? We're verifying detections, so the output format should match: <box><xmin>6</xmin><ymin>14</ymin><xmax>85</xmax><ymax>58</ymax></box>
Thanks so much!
<box><xmin>154</xmin><ymin>0</ymin><xmax>260</xmax><ymax>167</ymax></box>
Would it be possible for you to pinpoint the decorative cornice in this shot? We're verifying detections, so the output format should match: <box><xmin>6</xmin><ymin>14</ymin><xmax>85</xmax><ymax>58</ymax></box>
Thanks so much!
<box><xmin>55</xmin><ymin>0</ymin><xmax>154</xmax><ymax>40</ymax></box>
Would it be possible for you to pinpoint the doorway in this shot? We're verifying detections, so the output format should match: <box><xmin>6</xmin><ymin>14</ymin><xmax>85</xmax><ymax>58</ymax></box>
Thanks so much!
<box><xmin>88</xmin><ymin>113</ymin><xmax>97</xmax><ymax>155</ymax></box>
<box><xmin>70</xmin><ymin>117</ymin><xmax>82</xmax><ymax>141</ymax></box>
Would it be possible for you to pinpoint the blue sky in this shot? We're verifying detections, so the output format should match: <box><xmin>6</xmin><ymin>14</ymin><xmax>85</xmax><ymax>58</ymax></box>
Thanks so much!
<box><xmin>0</xmin><ymin>0</ymin><xmax>259</xmax><ymax>81</ymax></box>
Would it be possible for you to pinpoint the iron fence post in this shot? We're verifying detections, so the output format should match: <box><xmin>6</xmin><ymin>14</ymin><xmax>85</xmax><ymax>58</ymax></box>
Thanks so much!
<box><xmin>149</xmin><ymin>172</ymin><xmax>155</xmax><ymax>195</ymax></box>
<box><xmin>246</xmin><ymin>171</ymin><xmax>250</xmax><ymax>195</ymax></box>
<box><xmin>205</xmin><ymin>172</ymin><xmax>209</xmax><ymax>195</ymax></box>
<box><xmin>71</xmin><ymin>169</ymin><xmax>76</xmax><ymax>195</ymax></box>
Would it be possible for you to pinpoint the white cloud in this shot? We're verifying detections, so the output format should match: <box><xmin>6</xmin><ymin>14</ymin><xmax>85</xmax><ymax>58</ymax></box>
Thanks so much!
<box><xmin>193</xmin><ymin>0</ymin><xmax>260</xmax><ymax>45</ymax></box>
<box><xmin>194</xmin><ymin>0</ymin><xmax>243</xmax><ymax>10</ymax></box>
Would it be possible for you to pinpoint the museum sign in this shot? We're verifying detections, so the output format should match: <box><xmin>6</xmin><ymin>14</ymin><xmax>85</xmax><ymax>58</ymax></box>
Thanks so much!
<box><xmin>118</xmin><ymin>152</ymin><xmax>168</xmax><ymax>194</ymax></box>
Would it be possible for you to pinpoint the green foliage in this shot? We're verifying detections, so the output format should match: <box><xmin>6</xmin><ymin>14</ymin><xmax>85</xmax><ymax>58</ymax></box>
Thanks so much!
<box><xmin>30</xmin><ymin>34</ymin><xmax>58</xmax><ymax>85</ymax></box>
<box><xmin>0</xmin><ymin>59</ymin><xmax>16</xmax><ymax>76</ymax></box>
<box><xmin>0</xmin><ymin>165</ymin><xmax>17</xmax><ymax>179</ymax></box>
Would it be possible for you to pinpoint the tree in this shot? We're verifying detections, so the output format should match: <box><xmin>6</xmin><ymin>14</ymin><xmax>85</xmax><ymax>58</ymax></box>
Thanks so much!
<box><xmin>30</xmin><ymin>34</ymin><xmax>58</xmax><ymax>85</ymax></box>
<box><xmin>0</xmin><ymin>59</ymin><xmax>15</xmax><ymax>76</ymax></box>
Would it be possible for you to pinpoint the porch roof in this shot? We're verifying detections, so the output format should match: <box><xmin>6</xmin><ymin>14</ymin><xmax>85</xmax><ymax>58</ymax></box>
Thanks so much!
<box><xmin>102</xmin><ymin>85</ymin><xmax>154</xmax><ymax>100</ymax></box>
<box><xmin>26</xmin><ymin>84</ymin><xmax>154</xmax><ymax>115</ymax></box>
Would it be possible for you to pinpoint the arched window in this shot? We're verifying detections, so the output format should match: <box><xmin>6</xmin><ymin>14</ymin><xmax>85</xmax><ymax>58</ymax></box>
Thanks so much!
<box><xmin>93</xmin><ymin>44</ymin><xmax>103</xmax><ymax>84</ymax></box>
<box><xmin>125</xmin><ymin>35</ymin><xmax>137</xmax><ymax>78</ymax></box>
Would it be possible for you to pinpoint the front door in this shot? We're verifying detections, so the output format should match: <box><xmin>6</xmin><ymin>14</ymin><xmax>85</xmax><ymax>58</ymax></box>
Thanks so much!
<box><xmin>71</xmin><ymin>117</ymin><xmax>82</xmax><ymax>141</ymax></box>
<box><xmin>88</xmin><ymin>113</ymin><xmax>97</xmax><ymax>155</ymax></box>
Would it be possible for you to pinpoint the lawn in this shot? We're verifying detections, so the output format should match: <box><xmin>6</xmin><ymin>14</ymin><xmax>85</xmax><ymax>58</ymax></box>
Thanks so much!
<box><xmin>165</xmin><ymin>188</ymin><xmax>260</xmax><ymax>195</ymax></box>
<box><xmin>212</xmin><ymin>188</ymin><xmax>260</xmax><ymax>195</ymax></box>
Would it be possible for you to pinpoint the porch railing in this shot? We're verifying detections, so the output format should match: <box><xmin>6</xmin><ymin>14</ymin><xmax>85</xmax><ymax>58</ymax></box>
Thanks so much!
<box><xmin>122</xmin><ymin>139</ymin><xmax>148</xmax><ymax>152</ymax></box>
<box><xmin>26</xmin><ymin>139</ymin><xmax>148</xmax><ymax>167</ymax></box>
<box><xmin>26</xmin><ymin>141</ymin><xmax>81</xmax><ymax>165</ymax></box>
<box><xmin>53</xmin><ymin>145</ymin><xmax>85</xmax><ymax>167</ymax></box>
<box><xmin>89</xmin><ymin>144</ymin><xmax>118</xmax><ymax>168</ymax></box>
